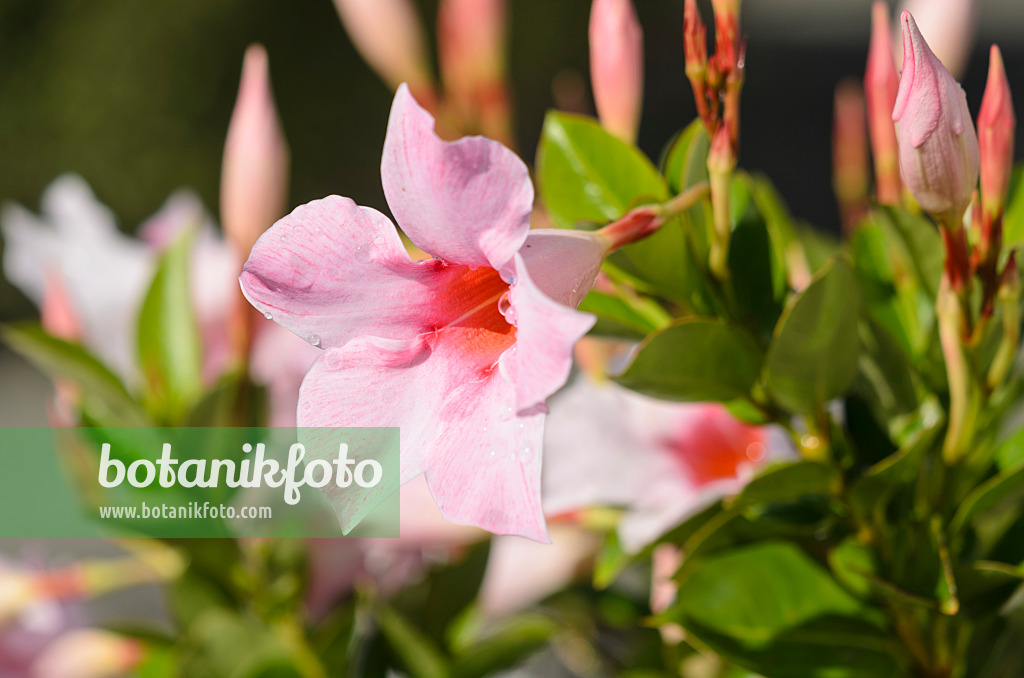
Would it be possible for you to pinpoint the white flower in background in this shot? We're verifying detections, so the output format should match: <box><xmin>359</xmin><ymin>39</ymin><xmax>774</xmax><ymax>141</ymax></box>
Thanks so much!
<box><xmin>543</xmin><ymin>374</ymin><xmax>788</xmax><ymax>553</ymax></box>
<box><xmin>32</xmin><ymin>629</ymin><xmax>142</xmax><ymax>678</ymax></box>
<box><xmin>1</xmin><ymin>174</ymin><xmax>318</xmax><ymax>425</ymax></box>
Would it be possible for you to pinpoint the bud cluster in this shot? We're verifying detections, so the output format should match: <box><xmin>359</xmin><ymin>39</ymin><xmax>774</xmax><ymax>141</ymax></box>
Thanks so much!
<box><xmin>683</xmin><ymin>0</ymin><xmax>744</xmax><ymax>156</ymax></box>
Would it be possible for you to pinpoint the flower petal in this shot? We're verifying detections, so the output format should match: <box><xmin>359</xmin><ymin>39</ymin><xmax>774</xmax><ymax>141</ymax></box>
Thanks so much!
<box><xmin>239</xmin><ymin>195</ymin><xmax>443</xmax><ymax>348</ymax></box>
<box><xmin>503</xmin><ymin>256</ymin><xmax>596</xmax><ymax>413</ymax></box>
<box><xmin>299</xmin><ymin>333</ymin><xmax>549</xmax><ymax>541</ymax></box>
<box><xmin>518</xmin><ymin>229</ymin><xmax>608</xmax><ymax>308</ymax></box>
<box><xmin>381</xmin><ymin>85</ymin><xmax>533</xmax><ymax>269</ymax></box>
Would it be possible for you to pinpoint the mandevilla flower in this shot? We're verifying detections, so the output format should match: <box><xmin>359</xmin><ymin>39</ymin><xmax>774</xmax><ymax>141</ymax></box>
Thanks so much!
<box><xmin>588</xmin><ymin>0</ymin><xmax>644</xmax><ymax>143</ymax></box>
<box><xmin>543</xmin><ymin>373</ymin><xmax>783</xmax><ymax>552</ymax></box>
<box><xmin>239</xmin><ymin>85</ymin><xmax>612</xmax><ymax>541</ymax></box>
<box><xmin>892</xmin><ymin>11</ymin><xmax>979</xmax><ymax>224</ymax></box>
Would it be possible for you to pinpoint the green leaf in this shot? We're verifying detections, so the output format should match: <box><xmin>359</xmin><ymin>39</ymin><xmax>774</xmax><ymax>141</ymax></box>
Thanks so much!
<box><xmin>450</xmin><ymin>615</ymin><xmax>556</xmax><ymax>678</ymax></box>
<box><xmin>1003</xmin><ymin>165</ymin><xmax>1024</xmax><ymax>248</ymax></box>
<box><xmin>829</xmin><ymin>537</ymin><xmax>877</xmax><ymax>599</ymax></box>
<box><xmin>376</xmin><ymin>605</ymin><xmax>451</xmax><ymax>678</ymax></box>
<box><xmin>951</xmin><ymin>458</ymin><xmax>1024</xmax><ymax>537</ymax></box>
<box><xmin>660</xmin><ymin>119</ymin><xmax>710</xmax><ymax>195</ymax></box>
<box><xmin>537</xmin><ymin>111</ymin><xmax>667</xmax><ymax>228</ymax></box>
<box><xmin>615</xmin><ymin>318</ymin><xmax>763</xmax><ymax>402</ymax></box>
<box><xmin>670</xmin><ymin>541</ymin><xmax>904</xmax><ymax>678</ymax></box>
<box><xmin>764</xmin><ymin>259</ymin><xmax>862</xmax><ymax>414</ymax></box>
<box><xmin>0</xmin><ymin>322</ymin><xmax>150</xmax><ymax>426</ymax></box>
<box><xmin>848</xmin><ymin>416</ymin><xmax>942</xmax><ymax>527</ymax></box>
<box><xmin>871</xmin><ymin>206</ymin><xmax>943</xmax><ymax>298</ymax></box>
<box><xmin>728</xmin><ymin>185</ymin><xmax>785</xmax><ymax>338</ymax></box>
<box><xmin>726</xmin><ymin>461</ymin><xmax>839</xmax><ymax>512</ymax></box>
<box><xmin>578</xmin><ymin>289</ymin><xmax>666</xmax><ymax>338</ymax></box>
<box><xmin>137</xmin><ymin>226</ymin><xmax>203</xmax><ymax>423</ymax></box>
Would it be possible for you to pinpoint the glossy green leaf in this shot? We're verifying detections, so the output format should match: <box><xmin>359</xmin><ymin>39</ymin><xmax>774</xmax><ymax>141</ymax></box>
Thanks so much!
<box><xmin>727</xmin><ymin>461</ymin><xmax>839</xmax><ymax>512</ymax></box>
<box><xmin>578</xmin><ymin>289</ymin><xmax>667</xmax><ymax>339</ymax></box>
<box><xmin>1003</xmin><ymin>165</ymin><xmax>1024</xmax><ymax>248</ymax></box>
<box><xmin>661</xmin><ymin>119</ymin><xmax>710</xmax><ymax>195</ymax></box>
<box><xmin>537</xmin><ymin>111</ymin><xmax>667</xmax><ymax>228</ymax></box>
<box><xmin>728</xmin><ymin>186</ymin><xmax>784</xmax><ymax>338</ymax></box>
<box><xmin>137</xmin><ymin>227</ymin><xmax>203</xmax><ymax>423</ymax></box>
<box><xmin>671</xmin><ymin>541</ymin><xmax>904</xmax><ymax>678</ymax></box>
<box><xmin>450</xmin><ymin>615</ymin><xmax>556</xmax><ymax>678</ymax></box>
<box><xmin>0</xmin><ymin>322</ymin><xmax>150</xmax><ymax>426</ymax></box>
<box><xmin>951</xmin><ymin>458</ymin><xmax>1024</xmax><ymax>537</ymax></box>
<box><xmin>615</xmin><ymin>318</ymin><xmax>763</xmax><ymax>402</ymax></box>
<box><xmin>764</xmin><ymin>259</ymin><xmax>861</xmax><ymax>414</ymax></box>
<box><xmin>829</xmin><ymin>537</ymin><xmax>876</xmax><ymax>599</ymax></box>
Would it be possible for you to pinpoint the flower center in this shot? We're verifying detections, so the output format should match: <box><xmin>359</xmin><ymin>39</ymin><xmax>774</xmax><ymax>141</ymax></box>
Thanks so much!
<box><xmin>431</xmin><ymin>265</ymin><xmax>515</xmax><ymax>372</ymax></box>
<box><xmin>663</xmin><ymin>412</ymin><xmax>764</xmax><ymax>486</ymax></box>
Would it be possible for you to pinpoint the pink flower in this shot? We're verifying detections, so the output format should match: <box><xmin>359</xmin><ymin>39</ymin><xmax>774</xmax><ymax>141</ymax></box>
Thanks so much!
<box><xmin>221</xmin><ymin>44</ymin><xmax>290</xmax><ymax>259</ymax></box>
<box><xmin>239</xmin><ymin>85</ymin><xmax>607</xmax><ymax>541</ymax></box>
<box><xmin>865</xmin><ymin>1</ymin><xmax>901</xmax><ymax>205</ymax></box>
<box><xmin>543</xmin><ymin>374</ymin><xmax>785</xmax><ymax>552</ymax></box>
<box><xmin>588</xmin><ymin>0</ymin><xmax>644</xmax><ymax>143</ymax></box>
<box><xmin>893</xmin><ymin>11</ymin><xmax>979</xmax><ymax>223</ymax></box>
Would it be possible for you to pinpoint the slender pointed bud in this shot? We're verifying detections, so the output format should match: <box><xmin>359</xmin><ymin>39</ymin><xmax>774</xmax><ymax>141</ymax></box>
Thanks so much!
<box><xmin>978</xmin><ymin>45</ymin><xmax>1016</xmax><ymax>221</ymax></box>
<box><xmin>684</xmin><ymin>0</ymin><xmax>710</xmax><ymax>124</ymax></box>
<box><xmin>710</xmin><ymin>0</ymin><xmax>740</xmax><ymax>72</ymax></box>
<box><xmin>33</xmin><ymin>630</ymin><xmax>143</xmax><ymax>678</ymax></box>
<box><xmin>589</xmin><ymin>0</ymin><xmax>644</xmax><ymax>142</ymax></box>
<box><xmin>332</xmin><ymin>0</ymin><xmax>435</xmax><ymax>105</ymax></box>
<box><xmin>865</xmin><ymin>2</ymin><xmax>902</xmax><ymax>204</ymax></box>
<box><xmin>708</xmin><ymin>126</ymin><xmax>737</xmax><ymax>279</ymax></box>
<box><xmin>438</xmin><ymin>0</ymin><xmax>512</xmax><ymax>145</ymax></box>
<box><xmin>898</xmin><ymin>0</ymin><xmax>976</xmax><ymax>80</ymax></box>
<box><xmin>221</xmin><ymin>45</ymin><xmax>290</xmax><ymax>260</ymax></box>
<box><xmin>833</xmin><ymin>81</ymin><xmax>870</xmax><ymax>232</ymax></box>
<box><xmin>893</xmin><ymin>12</ymin><xmax>979</xmax><ymax>226</ymax></box>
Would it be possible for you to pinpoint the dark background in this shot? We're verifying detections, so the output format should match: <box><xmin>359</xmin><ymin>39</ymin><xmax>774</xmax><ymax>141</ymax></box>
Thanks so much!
<box><xmin>1</xmin><ymin>0</ymin><xmax>1022</xmax><ymax>320</ymax></box>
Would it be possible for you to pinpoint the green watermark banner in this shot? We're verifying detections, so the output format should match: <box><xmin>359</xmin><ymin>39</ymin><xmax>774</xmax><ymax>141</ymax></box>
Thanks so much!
<box><xmin>0</xmin><ymin>427</ymin><xmax>400</xmax><ymax>538</ymax></box>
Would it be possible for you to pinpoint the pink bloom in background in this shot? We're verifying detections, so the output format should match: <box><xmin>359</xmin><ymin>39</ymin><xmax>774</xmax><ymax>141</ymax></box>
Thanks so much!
<box><xmin>588</xmin><ymin>0</ymin><xmax>644</xmax><ymax>143</ymax></box>
<box><xmin>240</xmin><ymin>85</ymin><xmax>609</xmax><ymax>541</ymax></box>
<box><xmin>892</xmin><ymin>11</ymin><xmax>979</xmax><ymax>222</ymax></box>
<box><xmin>897</xmin><ymin>0</ymin><xmax>976</xmax><ymax>80</ymax></box>
<box><xmin>543</xmin><ymin>375</ymin><xmax>784</xmax><ymax>553</ymax></box>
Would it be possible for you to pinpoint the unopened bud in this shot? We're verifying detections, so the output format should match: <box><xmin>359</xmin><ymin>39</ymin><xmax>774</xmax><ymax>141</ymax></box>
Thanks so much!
<box><xmin>893</xmin><ymin>11</ymin><xmax>979</xmax><ymax>225</ymax></box>
<box><xmin>833</xmin><ymin>81</ymin><xmax>870</xmax><ymax>232</ymax></box>
<box><xmin>221</xmin><ymin>45</ymin><xmax>290</xmax><ymax>259</ymax></box>
<box><xmin>978</xmin><ymin>45</ymin><xmax>1016</xmax><ymax>221</ymax></box>
<box><xmin>589</xmin><ymin>0</ymin><xmax>644</xmax><ymax>143</ymax></box>
<box><xmin>684</xmin><ymin>0</ymin><xmax>709</xmax><ymax>123</ymax></box>
<box><xmin>333</xmin><ymin>0</ymin><xmax>435</xmax><ymax>104</ymax></box>
<box><xmin>710</xmin><ymin>0</ymin><xmax>740</xmax><ymax>73</ymax></box>
<box><xmin>865</xmin><ymin>1</ymin><xmax>901</xmax><ymax>204</ymax></box>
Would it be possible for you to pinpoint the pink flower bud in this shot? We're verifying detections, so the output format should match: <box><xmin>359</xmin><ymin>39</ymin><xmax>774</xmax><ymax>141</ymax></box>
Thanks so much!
<box><xmin>898</xmin><ymin>0</ymin><xmax>976</xmax><ymax>80</ymax></box>
<box><xmin>332</xmin><ymin>0</ymin><xmax>435</xmax><ymax>100</ymax></box>
<box><xmin>683</xmin><ymin>0</ymin><xmax>710</xmax><ymax>123</ymax></box>
<box><xmin>978</xmin><ymin>45</ymin><xmax>1016</xmax><ymax>219</ymax></box>
<box><xmin>589</xmin><ymin>0</ymin><xmax>644</xmax><ymax>142</ymax></box>
<box><xmin>710</xmin><ymin>0</ymin><xmax>740</xmax><ymax>72</ymax></box>
<box><xmin>437</xmin><ymin>0</ymin><xmax>511</xmax><ymax>143</ymax></box>
<box><xmin>893</xmin><ymin>11</ymin><xmax>979</xmax><ymax>223</ymax></box>
<box><xmin>865</xmin><ymin>1</ymin><xmax>901</xmax><ymax>204</ymax></box>
<box><xmin>221</xmin><ymin>45</ymin><xmax>290</xmax><ymax>259</ymax></box>
<box><xmin>833</xmin><ymin>80</ymin><xmax>870</xmax><ymax>231</ymax></box>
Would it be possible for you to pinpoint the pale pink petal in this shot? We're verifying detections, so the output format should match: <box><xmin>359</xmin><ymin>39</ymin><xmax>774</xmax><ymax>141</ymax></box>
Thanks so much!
<box><xmin>249</xmin><ymin>322</ymin><xmax>322</xmax><ymax>427</ymax></box>
<box><xmin>479</xmin><ymin>527</ymin><xmax>599</xmax><ymax>617</ymax></box>
<box><xmin>299</xmin><ymin>333</ymin><xmax>549</xmax><ymax>541</ymax></box>
<box><xmin>239</xmin><ymin>195</ymin><xmax>443</xmax><ymax>348</ymax></box>
<box><xmin>504</xmin><ymin>257</ymin><xmax>596</xmax><ymax>413</ymax></box>
<box><xmin>518</xmin><ymin>229</ymin><xmax>609</xmax><ymax>308</ymax></box>
<box><xmin>381</xmin><ymin>85</ymin><xmax>532</xmax><ymax>269</ymax></box>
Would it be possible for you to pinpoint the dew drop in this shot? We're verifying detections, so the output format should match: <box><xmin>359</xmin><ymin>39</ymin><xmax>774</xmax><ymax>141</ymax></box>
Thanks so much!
<box><xmin>308</xmin><ymin>334</ymin><xmax>321</xmax><ymax>347</ymax></box>
<box><xmin>263</xmin><ymin>311</ymin><xmax>273</xmax><ymax>320</ymax></box>
<box><xmin>520</xmin><ymin>446</ymin><xmax>534</xmax><ymax>463</ymax></box>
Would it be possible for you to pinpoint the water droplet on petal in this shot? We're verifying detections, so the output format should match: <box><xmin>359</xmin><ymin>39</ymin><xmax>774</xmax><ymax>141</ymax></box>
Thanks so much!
<box><xmin>263</xmin><ymin>311</ymin><xmax>273</xmax><ymax>320</ymax></box>
<box><xmin>520</xmin><ymin>446</ymin><xmax>534</xmax><ymax>463</ymax></box>
<box><xmin>308</xmin><ymin>334</ymin><xmax>321</xmax><ymax>347</ymax></box>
